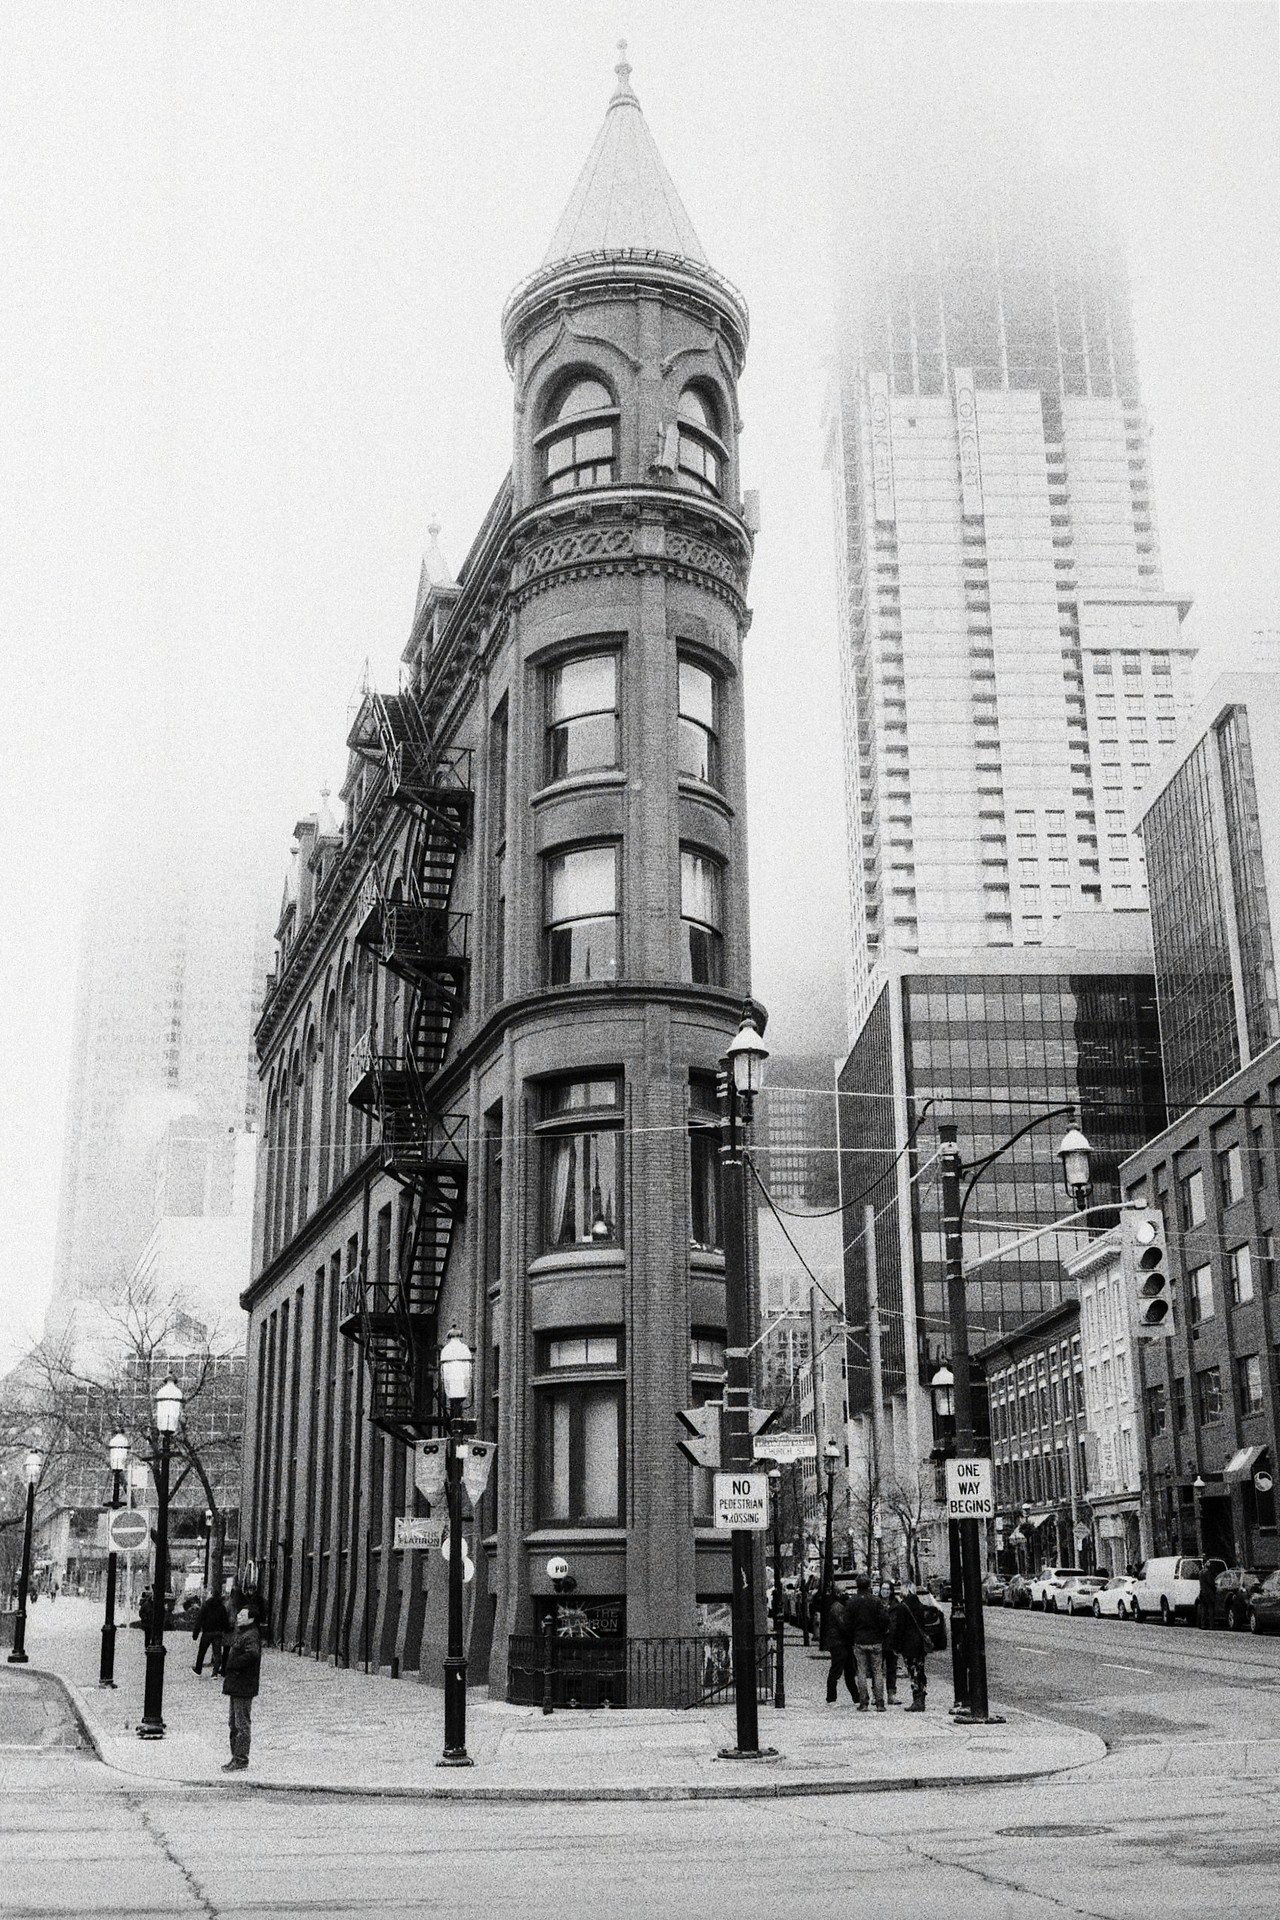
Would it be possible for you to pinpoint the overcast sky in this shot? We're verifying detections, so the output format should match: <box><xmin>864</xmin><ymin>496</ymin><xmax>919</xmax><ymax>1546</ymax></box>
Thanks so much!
<box><xmin>1</xmin><ymin>2</ymin><xmax>1277</xmax><ymax>1365</ymax></box>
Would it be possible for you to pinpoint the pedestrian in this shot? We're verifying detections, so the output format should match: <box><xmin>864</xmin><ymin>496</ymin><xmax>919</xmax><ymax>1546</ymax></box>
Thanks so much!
<box><xmin>221</xmin><ymin>1607</ymin><xmax>262</xmax><ymax>1772</ymax></box>
<box><xmin>845</xmin><ymin>1573</ymin><xmax>890</xmax><ymax>1712</ymax></box>
<box><xmin>1197</xmin><ymin>1561</ymin><xmax>1218</xmax><ymax>1631</ymax></box>
<box><xmin>192</xmin><ymin>1589</ymin><xmax>230</xmax><ymax>1676</ymax></box>
<box><xmin>880</xmin><ymin>1580</ymin><xmax>900</xmax><ymax>1703</ymax></box>
<box><xmin>824</xmin><ymin>1588</ymin><xmax>857</xmax><ymax>1704</ymax></box>
<box><xmin>139</xmin><ymin>1586</ymin><xmax>155</xmax><ymax>1639</ymax></box>
<box><xmin>888</xmin><ymin>1583</ymin><xmax>931</xmax><ymax>1712</ymax></box>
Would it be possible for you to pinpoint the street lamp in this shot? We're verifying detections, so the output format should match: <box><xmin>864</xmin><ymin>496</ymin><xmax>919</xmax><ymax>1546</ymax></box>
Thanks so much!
<box><xmin>930</xmin><ymin>1362</ymin><xmax>969</xmax><ymax>1710</ymax></box>
<box><xmin>938</xmin><ymin>1108</ymin><xmax>1089</xmax><ymax>1726</ymax></box>
<box><xmin>138</xmin><ymin>1375</ymin><xmax>182</xmax><ymax>1739</ymax></box>
<box><xmin>767</xmin><ymin>1466</ymin><xmax>785</xmax><ymax>1710</ymax></box>
<box><xmin>717</xmin><ymin>1005</ymin><xmax>774</xmax><ymax>1761</ymax></box>
<box><xmin>99</xmin><ymin>1432</ymin><xmax>129</xmax><ymax>1688</ymax></box>
<box><xmin>7</xmin><ymin>1450</ymin><xmax>41</xmax><ymax>1666</ymax></box>
<box><xmin>438</xmin><ymin>1328</ymin><xmax>474</xmax><ymax>1768</ymax></box>
<box><xmin>819</xmin><ymin>1438</ymin><xmax>839</xmax><ymax>1646</ymax></box>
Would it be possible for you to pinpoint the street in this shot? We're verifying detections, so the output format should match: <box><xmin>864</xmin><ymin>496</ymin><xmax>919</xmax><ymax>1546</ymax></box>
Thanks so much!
<box><xmin>3</xmin><ymin>1606</ymin><xmax>1280</xmax><ymax>1918</ymax></box>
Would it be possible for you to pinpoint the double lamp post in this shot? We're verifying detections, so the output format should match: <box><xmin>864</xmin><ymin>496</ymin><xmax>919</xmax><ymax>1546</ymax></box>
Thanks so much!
<box><xmin>934</xmin><ymin>1111</ymin><xmax>1091</xmax><ymax>1723</ymax></box>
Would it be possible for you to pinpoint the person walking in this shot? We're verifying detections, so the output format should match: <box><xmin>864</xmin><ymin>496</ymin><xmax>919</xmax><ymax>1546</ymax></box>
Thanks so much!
<box><xmin>1197</xmin><ymin>1561</ymin><xmax>1218</xmax><ymax>1632</ymax></box>
<box><xmin>824</xmin><ymin>1588</ymin><xmax>857</xmax><ymax>1704</ymax></box>
<box><xmin>138</xmin><ymin>1586</ymin><xmax>155</xmax><ymax>1639</ymax></box>
<box><xmin>880</xmin><ymin>1581</ymin><xmax>900</xmax><ymax>1704</ymax></box>
<box><xmin>845</xmin><ymin>1573</ymin><xmax>890</xmax><ymax>1712</ymax></box>
<box><xmin>192</xmin><ymin>1590</ymin><xmax>230</xmax><ymax>1676</ymax></box>
<box><xmin>221</xmin><ymin>1607</ymin><xmax>262</xmax><ymax>1772</ymax></box>
<box><xmin>887</xmin><ymin>1583</ymin><xmax>932</xmax><ymax>1712</ymax></box>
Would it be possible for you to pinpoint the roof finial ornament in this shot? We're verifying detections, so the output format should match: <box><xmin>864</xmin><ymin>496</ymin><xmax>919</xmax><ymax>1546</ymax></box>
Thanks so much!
<box><xmin>428</xmin><ymin>512</ymin><xmax>442</xmax><ymax>542</ymax></box>
<box><xmin>612</xmin><ymin>38</ymin><xmax>635</xmax><ymax>103</ymax></box>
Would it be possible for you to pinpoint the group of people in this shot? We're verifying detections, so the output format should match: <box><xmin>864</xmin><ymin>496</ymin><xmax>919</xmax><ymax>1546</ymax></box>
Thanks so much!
<box><xmin>824</xmin><ymin>1574</ymin><xmax>933</xmax><ymax>1713</ymax></box>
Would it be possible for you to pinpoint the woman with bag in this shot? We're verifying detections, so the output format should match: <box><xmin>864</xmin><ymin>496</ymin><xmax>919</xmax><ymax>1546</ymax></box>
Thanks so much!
<box><xmin>887</xmin><ymin>1584</ymin><xmax>935</xmax><ymax>1712</ymax></box>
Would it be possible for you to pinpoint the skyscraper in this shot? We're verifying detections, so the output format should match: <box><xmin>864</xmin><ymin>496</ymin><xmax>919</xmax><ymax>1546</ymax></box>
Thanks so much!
<box><xmin>828</xmin><ymin>139</ymin><xmax>1187</xmax><ymax>1518</ymax></box>
<box><xmin>827</xmin><ymin>147</ymin><xmax>1196</xmax><ymax>1019</ymax></box>
<box><xmin>46</xmin><ymin>823</ymin><xmax>274</xmax><ymax>1354</ymax></box>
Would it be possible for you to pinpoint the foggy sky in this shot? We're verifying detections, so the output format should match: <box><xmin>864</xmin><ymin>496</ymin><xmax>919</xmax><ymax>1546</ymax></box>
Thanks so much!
<box><xmin>2</xmin><ymin>2</ymin><xmax>1277</xmax><ymax>1365</ymax></box>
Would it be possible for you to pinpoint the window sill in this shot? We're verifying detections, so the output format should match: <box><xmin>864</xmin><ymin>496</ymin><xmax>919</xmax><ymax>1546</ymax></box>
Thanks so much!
<box><xmin>530</xmin><ymin>1248</ymin><xmax>626</xmax><ymax>1277</ymax></box>
<box><xmin>531</xmin><ymin>769</ymin><xmax>626</xmax><ymax>809</ymax></box>
<box><xmin>690</xmin><ymin>1249</ymin><xmax>726</xmax><ymax>1274</ymax></box>
<box><xmin>678</xmin><ymin>776</ymin><xmax>734</xmax><ymax>818</ymax></box>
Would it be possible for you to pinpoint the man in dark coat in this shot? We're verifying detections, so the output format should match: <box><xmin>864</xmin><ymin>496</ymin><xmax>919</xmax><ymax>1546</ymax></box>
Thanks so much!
<box><xmin>824</xmin><ymin>1590</ymin><xmax>857</xmax><ymax>1703</ymax></box>
<box><xmin>887</xmin><ymin>1585</ymin><xmax>931</xmax><ymax>1711</ymax></box>
<box><xmin>1197</xmin><ymin>1561</ymin><xmax>1218</xmax><ymax>1631</ymax></box>
<box><xmin>192</xmin><ymin>1590</ymin><xmax>230</xmax><ymax>1676</ymax></box>
<box><xmin>845</xmin><ymin>1574</ymin><xmax>890</xmax><ymax>1711</ymax></box>
<box><xmin>138</xmin><ymin>1586</ymin><xmax>155</xmax><ymax>1639</ymax></box>
<box><xmin>221</xmin><ymin>1608</ymin><xmax>262</xmax><ymax>1771</ymax></box>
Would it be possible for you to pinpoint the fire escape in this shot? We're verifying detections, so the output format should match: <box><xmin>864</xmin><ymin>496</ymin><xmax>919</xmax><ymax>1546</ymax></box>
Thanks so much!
<box><xmin>339</xmin><ymin>679</ymin><xmax>473</xmax><ymax>1440</ymax></box>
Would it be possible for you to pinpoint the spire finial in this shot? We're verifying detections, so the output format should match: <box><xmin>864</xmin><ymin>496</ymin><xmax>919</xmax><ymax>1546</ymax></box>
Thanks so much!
<box><xmin>427</xmin><ymin>513</ymin><xmax>441</xmax><ymax>542</ymax></box>
<box><xmin>612</xmin><ymin>38</ymin><xmax>635</xmax><ymax>102</ymax></box>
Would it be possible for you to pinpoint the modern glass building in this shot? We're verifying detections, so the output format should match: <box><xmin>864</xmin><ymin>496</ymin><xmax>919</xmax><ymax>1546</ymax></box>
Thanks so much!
<box><xmin>1139</xmin><ymin>673</ymin><xmax>1280</xmax><ymax>1112</ymax></box>
<box><xmin>837</xmin><ymin>933</ymin><xmax>1166</xmax><ymax>1466</ymax></box>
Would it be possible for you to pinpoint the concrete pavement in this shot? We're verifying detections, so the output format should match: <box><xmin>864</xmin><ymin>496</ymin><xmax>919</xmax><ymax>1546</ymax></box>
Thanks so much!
<box><xmin>26</xmin><ymin>1599</ymin><xmax>1101</xmax><ymax>1801</ymax></box>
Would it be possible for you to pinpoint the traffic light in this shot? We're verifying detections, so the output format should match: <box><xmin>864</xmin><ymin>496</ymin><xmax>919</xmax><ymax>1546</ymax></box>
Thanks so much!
<box><xmin>676</xmin><ymin>1403</ymin><xmax>722</xmax><ymax>1470</ymax></box>
<box><xmin>1122</xmin><ymin>1206</ymin><xmax>1174</xmax><ymax>1339</ymax></box>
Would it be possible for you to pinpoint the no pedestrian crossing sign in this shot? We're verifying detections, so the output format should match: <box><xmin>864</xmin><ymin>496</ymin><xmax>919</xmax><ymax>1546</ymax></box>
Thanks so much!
<box><xmin>107</xmin><ymin>1508</ymin><xmax>150</xmax><ymax>1554</ymax></box>
<box><xmin>713</xmin><ymin>1471</ymin><xmax>770</xmax><ymax>1531</ymax></box>
<box><xmin>945</xmin><ymin>1458</ymin><xmax>994</xmax><ymax>1521</ymax></box>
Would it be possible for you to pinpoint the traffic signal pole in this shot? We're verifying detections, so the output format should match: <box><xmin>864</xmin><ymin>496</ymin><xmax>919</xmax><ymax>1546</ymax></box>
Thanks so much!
<box><xmin>940</xmin><ymin>1125</ymin><xmax>991</xmax><ymax>1724</ymax></box>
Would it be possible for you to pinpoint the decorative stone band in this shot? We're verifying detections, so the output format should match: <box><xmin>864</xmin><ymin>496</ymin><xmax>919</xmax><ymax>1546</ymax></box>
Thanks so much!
<box><xmin>509</xmin><ymin>515</ymin><xmax>750</xmax><ymax>617</ymax></box>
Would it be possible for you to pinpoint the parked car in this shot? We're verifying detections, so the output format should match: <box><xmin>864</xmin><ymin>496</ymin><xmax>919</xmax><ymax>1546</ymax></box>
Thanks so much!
<box><xmin>1060</xmin><ymin>1574</ymin><xmax>1110</xmax><ymax>1615</ymax></box>
<box><xmin>1004</xmin><ymin>1573</ymin><xmax>1034</xmax><ymax>1609</ymax></box>
<box><xmin>1247</xmin><ymin>1568</ymin><xmax>1280</xmax><ymax>1634</ymax></box>
<box><xmin>1131</xmin><ymin>1555</ymin><xmax>1226</xmax><ymax>1624</ymax></box>
<box><xmin>1029</xmin><ymin>1566</ymin><xmax>1085</xmax><ymax>1611</ymax></box>
<box><xmin>1092</xmin><ymin>1575</ymin><xmax>1140</xmax><ymax>1620</ymax></box>
<box><xmin>1213</xmin><ymin>1567</ymin><xmax>1263</xmax><ymax>1631</ymax></box>
<box><xmin>981</xmin><ymin>1572</ymin><xmax>1008</xmax><ymax>1607</ymax></box>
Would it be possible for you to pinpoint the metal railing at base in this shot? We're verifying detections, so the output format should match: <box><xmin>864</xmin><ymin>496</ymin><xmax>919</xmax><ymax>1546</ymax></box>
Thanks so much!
<box><xmin>506</xmin><ymin>1633</ymin><xmax>774</xmax><ymax>1711</ymax></box>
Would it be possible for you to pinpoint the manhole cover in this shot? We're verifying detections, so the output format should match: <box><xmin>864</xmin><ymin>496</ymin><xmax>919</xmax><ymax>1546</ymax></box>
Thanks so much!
<box><xmin>998</xmin><ymin>1823</ymin><xmax>1114</xmax><ymax>1840</ymax></box>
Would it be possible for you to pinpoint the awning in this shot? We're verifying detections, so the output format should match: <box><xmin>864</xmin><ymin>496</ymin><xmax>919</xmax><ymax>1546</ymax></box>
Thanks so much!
<box><xmin>1224</xmin><ymin>1445</ymin><xmax>1267</xmax><ymax>1484</ymax></box>
<box><xmin>1024</xmin><ymin>1512</ymin><xmax>1053</xmax><ymax>1532</ymax></box>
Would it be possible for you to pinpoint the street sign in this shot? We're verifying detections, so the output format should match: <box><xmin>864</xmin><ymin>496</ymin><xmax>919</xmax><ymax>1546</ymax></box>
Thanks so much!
<box><xmin>751</xmin><ymin>1432</ymin><xmax>817</xmax><ymax>1464</ymax></box>
<box><xmin>393</xmin><ymin>1517</ymin><xmax>446</xmax><ymax>1550</ymax></box>
<box><xmin>713</xmin><ymin>1470</ymin><xmax>770</xmax><ymax>1531</ymax></box>
<box><xmin>107</xmin><ymin>1508</ymin><xmax>150</xmax><ymax>1554</ymax></box>
<box><xmin>945</xmin><ymin>1457</ymin><xmax>994</xmax><ymax>1521</ymax></box>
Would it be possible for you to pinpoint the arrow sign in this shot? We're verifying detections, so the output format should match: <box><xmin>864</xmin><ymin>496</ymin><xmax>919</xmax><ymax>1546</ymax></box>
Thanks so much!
<box><xmin>676</xmin><ymin>1404</ymin><xmax>721</xmax><ymax>1471</ymax></box>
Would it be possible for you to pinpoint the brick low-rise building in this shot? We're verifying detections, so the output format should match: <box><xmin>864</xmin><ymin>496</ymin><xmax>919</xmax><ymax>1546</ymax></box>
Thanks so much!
<box><xmin>977</xmin><ymin>1302</ymin><xmax>1091</xmax><ymax>1575</ymax></box>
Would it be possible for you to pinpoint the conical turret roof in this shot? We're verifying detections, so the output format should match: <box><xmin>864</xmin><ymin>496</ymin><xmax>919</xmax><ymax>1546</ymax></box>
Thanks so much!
<box><xmin>542</xmin><ymin>44</ymin><xmax>707</xmax><ymax>266</ymax></box>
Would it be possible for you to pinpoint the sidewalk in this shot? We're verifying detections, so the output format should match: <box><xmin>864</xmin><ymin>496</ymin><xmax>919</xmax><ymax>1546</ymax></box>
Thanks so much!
<box><xmin>29</xmin><ymin>1600</ymin><xmax>1103</xmax><ymax>1802</ymax></box>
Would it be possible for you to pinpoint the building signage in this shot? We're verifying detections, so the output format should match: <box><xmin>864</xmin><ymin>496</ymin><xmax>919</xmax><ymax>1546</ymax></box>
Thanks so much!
<box><xmin>868</xmin><ymin>372</ymin><xmax>896</xmax><ymax>524</ymax></box>
<box><xmin>393</xmin><ymin>1517</ymin><xmax>446</xmax><ymax>1550</ymax></box>
<box><xmin>1256</xmin><ymin>1471</ymin><xmax>1274</xmax><ymax>1494</ymax></box>
<box><xmin>106</xmin><ymin>1508</ymin><xmax>150</xmax><ymax>1554</ymax></box>
<box><xmin>953</xmin><ymin>366</ymin><xmax>984</xmax><ymax>517</ymax></box>
<box><xmin>752</xmin><ymin>1432</ymin><xmax>817</xmax><ymax>1464</ymax></box>
<box><xmin>713</xmin><ymin>1470</ymin><xmax>770</xmax><ymax>1531</ymax></box>
<box><xmin>944</xmin><ymin>1457</ymin><xmax>994</xmax><ymax>1520</ymax></box>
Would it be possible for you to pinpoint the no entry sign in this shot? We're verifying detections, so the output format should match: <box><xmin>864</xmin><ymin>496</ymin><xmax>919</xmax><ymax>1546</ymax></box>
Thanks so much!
<box><xmin>107</xmin><ymin>1508</ymin><xmax>150</xmax><ymax>1554</ymax></box>
<box><xmin>945</xmin><ymin>1458</ymin><xmax>994</xmax><ymax>1521</ymax></box>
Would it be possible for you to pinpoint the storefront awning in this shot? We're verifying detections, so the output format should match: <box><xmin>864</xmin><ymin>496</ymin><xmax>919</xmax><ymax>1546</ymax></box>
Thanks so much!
<box><xmin>1224</xmin><ymin>1445</ymin><xmax>1267</xmax><ymax>1484</ymax></box>
<box><xmin>1023</xmin><ymin>1512</ymin><xmax>1053</xmax><ymax>1531</ymax></box>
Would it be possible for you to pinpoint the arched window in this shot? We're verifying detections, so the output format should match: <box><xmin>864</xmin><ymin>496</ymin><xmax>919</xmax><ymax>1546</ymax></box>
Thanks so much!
<box><xmin>298</xmin><ymin>1027</ymin><xmax>318</xmax><ymax>1226</ymax></box>
<box><xmin>542</xmin><ymin>376</ymin><xmax>617</xmax><ymax>496</ymax></box>
<box><xmin>282</xmin><ymin>1048</ymin><xmax>303</xmax><ymax>1245</ymax></box>
<box><xmin>675</xmin><ymin>385</ymin><xmax>724</xmax><ymax>499</ymax></box>
<box><xmin>263</xmin><ymin>1084</ymin><xmax>279</xmax><ymax>1257</ymax></box>
<box><xmin>319</xmin><ymin>990</ymin><xmax>337</xmax><ymax>1202</ymax></box>
<box><xmin>336</xmin><ymin>962</ymin><xmax>354</xmax><ymax>1177</ymax></box>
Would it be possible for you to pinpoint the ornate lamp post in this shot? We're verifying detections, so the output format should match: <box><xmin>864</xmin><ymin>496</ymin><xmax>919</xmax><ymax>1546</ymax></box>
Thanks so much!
<box><xmin>7</xmin><ymin>1450</ymin><xmax>41</xmax><ymax>1666</ymax></box>
<box><xmin>99</xmin><ymin>1432</ymin><xmax>129</xmax><ymax>1688</ymax></box>
<box><xmin>438</xmin><ymin>1329</ymin><xmax>474</xmax><ymax>1768</ymax></box>
<box><xmin>719</xmin><ymin>1006</ymin><xmax>771</xmax><ymax>1758</ymax></box>
<box><xmin>138</xmin><ymin>1376</ymin><xmax>182</xmax><ymax>1739</ymax></box>
<box><xmin>767</xmin><ymin>1465</ymin><xmax>785</xmax><ymax>1709</ymax></box>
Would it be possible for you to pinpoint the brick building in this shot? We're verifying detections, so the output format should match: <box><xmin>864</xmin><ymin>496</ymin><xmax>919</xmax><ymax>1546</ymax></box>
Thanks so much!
<box><xmin>976</xmin><ymin>1302</ymin><xmax>1091</xmax><ymax>1575</ymax></box>
<box><xmin>240</xmin><ymin>58</ymin><xmax>763</xmax><ymax>1692</ymax></box>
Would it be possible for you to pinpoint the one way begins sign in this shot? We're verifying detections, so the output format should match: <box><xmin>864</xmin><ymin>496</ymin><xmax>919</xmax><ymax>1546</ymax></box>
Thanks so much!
<box><xmin>945</xmin><ymin>1457</ymin><xmax>994</xmax><ymax>1520</ymax></box>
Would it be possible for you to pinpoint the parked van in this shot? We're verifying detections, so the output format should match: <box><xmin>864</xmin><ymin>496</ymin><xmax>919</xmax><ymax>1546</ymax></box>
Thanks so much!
<box><xmin>1131</xmin><ymin>1556</ymin><xmax>1225</xmax><ymax>1624</ymax></box>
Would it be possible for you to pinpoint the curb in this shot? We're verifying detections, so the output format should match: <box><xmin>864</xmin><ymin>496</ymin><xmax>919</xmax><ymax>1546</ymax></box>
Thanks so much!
<box><xmin>26</xmin><ymin>1665</ymin><xmax>101</xmax><ymax>1759</ymax></box>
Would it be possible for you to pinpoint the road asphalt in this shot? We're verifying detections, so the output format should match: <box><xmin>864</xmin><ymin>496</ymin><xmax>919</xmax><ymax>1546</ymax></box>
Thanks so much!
<box><xmin>4</xmin><ymin>1601</ymin><xmax>1280</xmax><ymax>1916</ymax></box>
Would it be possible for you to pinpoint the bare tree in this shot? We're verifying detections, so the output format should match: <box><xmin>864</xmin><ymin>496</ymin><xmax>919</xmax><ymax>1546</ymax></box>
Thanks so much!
<box><xmin>25</xmin><ymin>1278</ymin><xmax>244</xmax><ymax>1599</ymax></box>
<box><xmin>883</xmin><ymin>1456</ymin><xmax>936</xmax><ymax>1586</ymax></box>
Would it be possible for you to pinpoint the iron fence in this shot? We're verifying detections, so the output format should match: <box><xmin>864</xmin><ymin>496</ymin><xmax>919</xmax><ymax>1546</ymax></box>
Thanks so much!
<box><xmin>507</xmin><ymin>1633</ymin><xmax>774</xmax><ymax>1711</ymax></box>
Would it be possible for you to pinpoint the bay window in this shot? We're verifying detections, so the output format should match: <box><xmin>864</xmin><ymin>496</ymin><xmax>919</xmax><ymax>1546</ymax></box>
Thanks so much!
<box><xmin>541</xmin><ymin>1076</ymin><xmax>622</xmax><ymax>1250</ymax></box>
<box><xmin>681</xmin><ymin>848</ymin><xmax>724</xmax><ymax>985</ymax></box>
<box><xmin>543</xmin><ymin>378</ymin><xmax>617</xmax><ymax>496</ymax></box>
<box><xmin>545</xmin><ymin>843</ymin><xmax>619</xmax><ymax>984</ymax></box>
<box><xmin>537</xmin><ymin>1328</ymin><xmax>625</xmax><ymax>1525</ymax></box>
<box><xmin>678</xmin><ymin>658</ymin><xmax>721</xmax><ymax>787</ymax></box>
<box><xmin>547</xmin><ymin>652</ymin><xmax>619</xmax><ymax>781</ymax></box>
<box><xmin>675</xmin><ymin>386</ymin><xmax>724</xmax><ymax>499</ymax></box>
